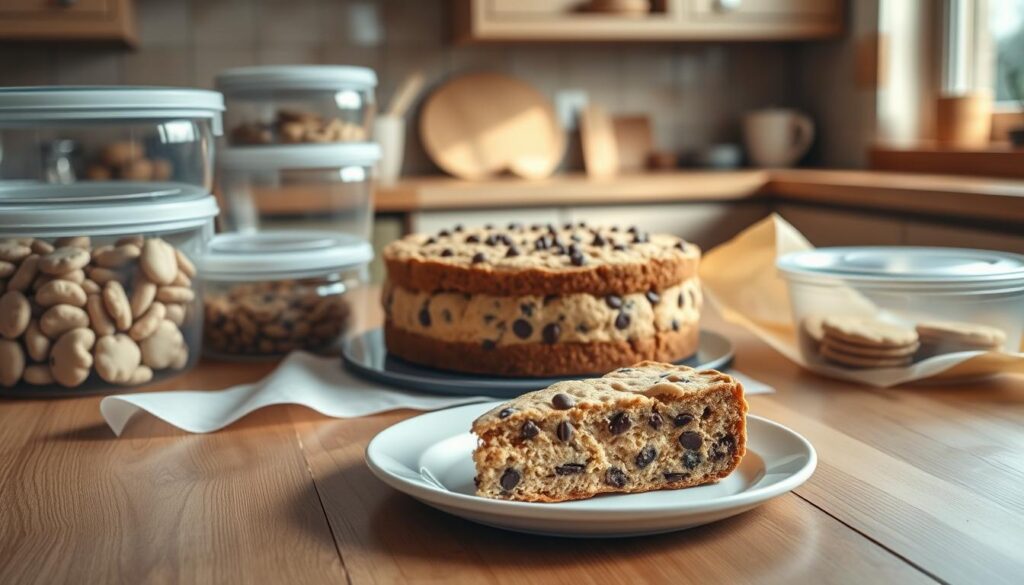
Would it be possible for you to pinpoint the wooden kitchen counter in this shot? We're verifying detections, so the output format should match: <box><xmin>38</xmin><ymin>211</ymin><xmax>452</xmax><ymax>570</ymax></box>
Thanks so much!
<box><xmin>1</xmin><ymin>288</ymin><xmax>1022</xmax><ymax>584</ymax></box>
<box><xmin>375</xmin><ymin>169</ymin><xmax>1024</xmax><ymax>225</ymax></box>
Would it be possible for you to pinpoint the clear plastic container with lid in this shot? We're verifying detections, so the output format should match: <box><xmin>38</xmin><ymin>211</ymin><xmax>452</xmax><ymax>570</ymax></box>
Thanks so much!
<box><xmin>200</xmin><ymin>231</ymin><xmax>372</xmax><ymax>359</ymax></box>
<box><xmin>778</xmin><ymin>247</ymin><xmax>1024</xmax><ymax>366</ymax></box>
<box><xmin>0</xmin><ymin>86</ymin><xmax>224</xmax><ymax>191</ymax></box>
<box><xmin>217</xmin><ymin>143</ymin><xmax>380</xmax><ymax>240</ymax></box>
<box><xmin>0</xmin><ymin>182</ymin><xmax>218</xmax><ymax>396</ymax></box>
<box><xmin>215</xmin><ymin>66</ymin><xmax>377</xmax><ymax>146</ymax></box>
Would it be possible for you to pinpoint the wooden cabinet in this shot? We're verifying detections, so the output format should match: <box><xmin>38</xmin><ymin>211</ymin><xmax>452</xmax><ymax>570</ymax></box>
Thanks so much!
<box><xmin>0</xmin><ymin>0</ymin><xmax>136</xmax><ymax>45</ymax></box>
<box><xmin>454</xmin><ymin>0</ymin><xmax>842</xmax><ymax>43</ymax></box>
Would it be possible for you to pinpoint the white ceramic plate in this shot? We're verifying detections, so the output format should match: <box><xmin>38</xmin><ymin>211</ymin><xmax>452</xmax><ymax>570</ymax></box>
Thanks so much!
<box><xmin>365</xmin><ymin>402</ymin><xmax>817</xmax><ymax>537</ymax></box>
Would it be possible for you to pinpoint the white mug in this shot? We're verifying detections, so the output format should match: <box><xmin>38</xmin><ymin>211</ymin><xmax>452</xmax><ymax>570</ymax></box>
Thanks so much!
<box><xmin>743</xmin><ymin>109</ymin><xmax>814</xmax><ymax>168</ymax></box>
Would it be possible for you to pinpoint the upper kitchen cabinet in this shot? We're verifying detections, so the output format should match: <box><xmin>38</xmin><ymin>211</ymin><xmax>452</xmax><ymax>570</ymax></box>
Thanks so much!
<box><xmin>453</xmin><ymin>0</ymin><xmax>844</xmax><ymax>43</ymax></box>
<box><xmin>0</xmin><ymin>0</ymin><xmax>137</xmax><ymax>46</ymax></box>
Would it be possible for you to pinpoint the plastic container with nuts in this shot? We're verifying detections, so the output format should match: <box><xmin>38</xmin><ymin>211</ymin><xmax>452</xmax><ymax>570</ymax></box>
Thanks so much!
<box><xmin>0</xmin><ymin>86</ymin><xmax>224</xmax><ymax>191</ymax></box>
<box><xmin>0</xmin><ymin>183</ymin><xmax>217</xmax><ymax>396</ymax></box>
<box><xmin>201</xmin><ymin>231</ymin><xmax>371</xmax><ymax>359</ymax></box>
<box><xmin>217</xmin><ymin>143</ymin><xmax>380</xmax><ymax>240</ymax></box>
<box><xmin>215</xmin><ymin>66</ymin><xmax>377</xmax><ymax>146</ymax></box>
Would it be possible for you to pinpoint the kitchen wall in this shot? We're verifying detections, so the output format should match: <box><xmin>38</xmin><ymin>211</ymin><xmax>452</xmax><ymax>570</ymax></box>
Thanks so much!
<box><xmin>0</xmin><ymin>0</ymin><xmax>803</xmax><ymax>175</ymax></box>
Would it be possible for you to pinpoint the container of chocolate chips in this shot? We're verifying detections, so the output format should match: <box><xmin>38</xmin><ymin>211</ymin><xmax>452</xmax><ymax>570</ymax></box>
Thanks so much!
<box><xmin>0</xmin><ymin>182</ymin><xmax>217</xmax><ymax>396</ymax></box>
<box><xmin>200</xmin><ymin>231</ymin><xmax>371</xmax><ymax>359</ymax></box>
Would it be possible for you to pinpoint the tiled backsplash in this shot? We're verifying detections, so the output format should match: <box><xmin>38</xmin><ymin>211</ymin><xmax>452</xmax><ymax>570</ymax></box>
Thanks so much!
<box><xmin>0</xmin><ymin>0</ymin><xmax>804</xmax><ymax>174</ymax></box>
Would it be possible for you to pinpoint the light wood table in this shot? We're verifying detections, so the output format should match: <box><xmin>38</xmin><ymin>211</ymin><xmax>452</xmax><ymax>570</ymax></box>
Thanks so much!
<box><xmin>1</xmin><ymin>289</ymin><xmax>1022</xmax><ymax>584</ymax></box>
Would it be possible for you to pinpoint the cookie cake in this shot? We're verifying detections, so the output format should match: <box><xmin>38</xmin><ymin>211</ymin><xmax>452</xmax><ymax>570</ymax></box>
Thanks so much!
<box><xmin>381</xmin><ymin>222</ymin><xmax>702</xmax><ymax>376</ymax></box>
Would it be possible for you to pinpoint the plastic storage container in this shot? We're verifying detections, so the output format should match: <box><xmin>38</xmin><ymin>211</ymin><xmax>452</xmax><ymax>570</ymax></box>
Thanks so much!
<box><xmin>778</xmin><ymin>247</ymin><xmax>1024</xmax><ymax>366</ymax></box>
<box><xmin>216</xmin><ymin>66</ymin><xmax>377</xmax><ymax>146</ymax></box>
<box><xmin>0</xmin><ymin>86</ymin><xmax>224</xmax><ymax>191</ymax></box>
<box><xmin>0</xmin><ymin>182</ymin><xmax>218</xmax><ymax>396</ymax></box>
<box><xmin>201</xmin><ymin>231</ymin><xmax>372</xmax><ymax>359</ymax></box>
<box><xmin>217</xmin><ymin>143</ymin><xmax>380</xmax><ymax>240</ymax></box>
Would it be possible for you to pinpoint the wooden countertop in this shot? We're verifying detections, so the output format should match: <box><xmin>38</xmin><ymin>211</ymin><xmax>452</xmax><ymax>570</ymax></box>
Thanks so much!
<box><xmin>2</xmin><ymin>288</ymin><xmax>1022</xmax><ymax>583</ymax></box>
<box><xmin>374</xmin><ymin>169</ymin><xmax>1024</xmax><ymax>224</ymax></box>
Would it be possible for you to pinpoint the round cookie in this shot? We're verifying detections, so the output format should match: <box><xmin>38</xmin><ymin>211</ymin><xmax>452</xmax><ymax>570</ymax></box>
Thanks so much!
<box><xmin>156</xmin><ymin>286</ymin><xmax>195</xmax><ymax>304</ymax></box>
<box><xmin>129</xmin><ymin>301</ymin><xmax>165</xmax><ymax>341</ymax></box>
<box><xmin>93</xmin><ymin>334</ymin><xmax>142</xmax><ymax>384</ymax></box>
<box><xmin>54</xmin><ymin>236</ymin><xmax>91</xmax><ymax>249</ymax></box>
<box><xmin>820</xmin><ymin>316</ymin><xmax>918</xmax><ymax>349</ymax></box>
<box><xmin>820</xmin><ymin>344</ymin><xmax>913</xmax><ymax>369</ymax></box>
<box><xmin>130</xmin><ymin>280</ymin><xmax>157</xmax><ymax>318</ymax></box>
<box><xmin>93</xmin><ymin>244</ymin><xmax>141</xmax><ymax>268</ymax></box>
<box><xmin>102</xmin><ymin>281</ymin><xmax>133</xmax><ymax>331</ymax></box>
<box><xmin>140</xmin><ymin>320</ymin><xmax>185</xmax><ymax>369</ymax></box>
<box><xmin>915</xmin><ymin>320</ymin><xmax>1006</xmax><ymax>350</ymax></box>
<box><xmin>39</xmin><ymin>246</ymin><xmax>91</xmax><ymax>276</ymax></box>
<box><xmin>8</xmin><ymin>254</ymin><xmax>40</xmax><ymax>292</ymax></box>
<box><xmin>49</xmin><ymin>328</ymin><xmax>96</xmax><ymax>387</ymax></box>
<box><xmin>30</xmin><ymin>240</ymin><xmax>54</xmax><ymax>255</ymax></box>
<box><xmin>140</xmin><ymin>238</ymin><xmax>178</xmax><ymax>285</ymax></box>
<box><xmin>820</xmin><ymin>337</ymin><xmax>920</xmax><ymax>358</ymax></box>
<box><xmin>0</xmin><ymin>241</ymin><xmax>31</xmax><ymax>263</ymax></box>
<box><xmin>35</xmin><ymin>279</ymin><xmax>87</xmax><ymax>308</ymax></box>
<box><xmin>24</xmin><ymin>319</ymin><xmax>51</xmax><ymax>362</ymax></box>
<box><xmin>39</xmin><ymin>304</ymin><xmax>91</xmax><ymax>339</ymax></box>
<box><xmin>0</xmin><ymin>339</ymin><xmax>25</xmax><ymax>387</ymax></box>
<box><xmin>0</xmin><ymin>290</ymin><xmax>31</xmax><ymax>339</ymax></box>
<box><xmin>86</xmin><ymin>293</ymin><xmax>116</xmax><ymax>337</ymax></box>
<box><xmin>23</xmin><ymin>364</ymin><xmax>54</xmax><ymax>386</ymax></box>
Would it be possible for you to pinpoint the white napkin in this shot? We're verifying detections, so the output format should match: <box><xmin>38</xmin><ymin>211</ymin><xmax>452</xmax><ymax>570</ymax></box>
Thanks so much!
<box><xmin>100</xmin><ymin>352</ymin><xmax>773</xmax><ymax>436</ymax></box>
<box><xmin>100</xmin><ymin>352</ymin><xmax>491</xmax><ymax>436</ymax></box>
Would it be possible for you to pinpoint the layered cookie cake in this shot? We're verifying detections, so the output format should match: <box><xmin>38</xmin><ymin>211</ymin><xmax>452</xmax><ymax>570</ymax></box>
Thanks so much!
<box><xmin>382</xmin><ymin>222</ymin><xmax>702</xmax><ymax>376</ymax></box>
<box><xmin>472</xmin><ymin>361</ymin><xmax>748</xmax><ymax>502</ymax></box>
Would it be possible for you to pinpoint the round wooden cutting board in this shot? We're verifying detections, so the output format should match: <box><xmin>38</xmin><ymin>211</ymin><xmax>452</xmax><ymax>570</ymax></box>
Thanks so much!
<box><xmin>420</xmin><ymin>72</ymin><xmax>565</xmax><ymax>180</ymax></box>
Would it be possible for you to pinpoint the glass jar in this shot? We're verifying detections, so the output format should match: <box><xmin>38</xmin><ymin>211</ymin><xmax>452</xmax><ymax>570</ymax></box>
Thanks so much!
<box><xmin>200</xmin><ymin>231</ymin><xmax>372</xmax><ymax>359</ymax></box>
<box><xmin>0</xmin><ymin>86</ymin><xmax>224</xmax><ymax>191</ymax></box>
<box><xmin>216</xmin><ymin>66</ymin><xmax>377</xmax><ymax>146</ymax></box>
<box><xmin>778</xmin><ymin>246</ymin><xmax>1024</xmax><ymax>366</ymax></box>
<box><xmin>216</xmin><ymin>143</ymin><xmax>380</xmax><ymax>241</ymax></box>
<box><xmin>0</xmin><ymin>183</ymin><xmax>218</xmax><ymax>396</ymax></box>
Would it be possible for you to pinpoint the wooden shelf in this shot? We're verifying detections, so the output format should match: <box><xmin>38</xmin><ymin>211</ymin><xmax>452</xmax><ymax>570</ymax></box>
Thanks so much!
<box><xmin>0</xmin><ymin>0</ymin><xmax>137</xmax><ymax>45</ymax></box>
<box><xmin>870</xmin><ymin>144</ymin><xmax>1024</xmax><ymax>180</ymax></box>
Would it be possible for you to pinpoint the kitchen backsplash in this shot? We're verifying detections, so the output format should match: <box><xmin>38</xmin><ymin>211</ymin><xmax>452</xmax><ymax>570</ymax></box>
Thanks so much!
<box><xmin>0</xmin><ymin>0</ymin><xmax>804</xmax><ymax>174</ymax></box>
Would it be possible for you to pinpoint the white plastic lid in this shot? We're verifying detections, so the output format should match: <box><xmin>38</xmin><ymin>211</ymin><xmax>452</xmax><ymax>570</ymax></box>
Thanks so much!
<box><xmin>215</xmin><ymin>66</ymin><xmax>378</xmax><ymax>93</ymax></box>
<box><xmin>0</xmin><ymin>86</ymin><xmax>225</xmax><ymax>122</ymax></box>
<box><xmin>218</xmin><ymin>143</ymin><xmax>382</xmax><ymax>171</ymax></box>
<box><xmin>202</xmin><ymin>231</ymin><xmax>373</xmax><ymax>281</ymax></box>
<box><xmin>0</xmin><ymin>182</ymin><xmax>218</xmax><ymax>237</ymax></box>
<box><xmin>778</xmin><ymin>247</ymin><xmax>1024</xmax><ymax>292</ymax></box>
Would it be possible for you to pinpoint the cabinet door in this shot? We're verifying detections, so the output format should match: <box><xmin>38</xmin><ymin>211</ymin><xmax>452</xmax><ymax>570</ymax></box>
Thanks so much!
<box><xmin>0</xmin><ymin>0</ymin><xmax>135</xmax><ymax>44</ymax></box>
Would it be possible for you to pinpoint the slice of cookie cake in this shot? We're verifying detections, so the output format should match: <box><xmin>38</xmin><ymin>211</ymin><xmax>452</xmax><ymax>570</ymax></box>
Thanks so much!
<box><xmin>472</xmin><ymin>361</ymin><xmax>748</xmax><ymax>502</ymax></box>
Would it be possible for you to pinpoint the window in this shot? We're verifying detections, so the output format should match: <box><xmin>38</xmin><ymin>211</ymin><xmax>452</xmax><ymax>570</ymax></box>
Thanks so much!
<box><xmin>991</xmin><ymin>0</ymin><xmax>1024</xmax><ymax>103</ymax></box>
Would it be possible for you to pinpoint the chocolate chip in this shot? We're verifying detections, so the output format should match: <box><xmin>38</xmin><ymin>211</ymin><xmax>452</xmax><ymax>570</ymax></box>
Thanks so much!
<box><xmin>520</xmin><ymin>303</ymin><xmax>534</xmax><ymax>317</ymax></box>
<box><xmin>679</xmin><ymin>431</ymin><xmax>702</xmax><ymax>450</ymax></box>
<box><xmin>713</xmin><ymin>434</ymin><xmax>737</xmax><ymax>459</ymax></box>
<box><xmin>425</xmin><ymin>237</ymin><xmax>436</xmax><ymax>245</ymax></box>
<box><xmin>683</xmin><ymin>451</ymin><xmax>702</xmax><ymax>470</ymax></box>
<box><xmin>485</xmin><ymin>234</ymin><xmax>499</xmax><ymax>246</ymax></box>
<box><xmin>534</xmin><ymin>238</ymin><xmax>548</xmax><ymax>251</ymax></box>
<box><xmin>578</xmin><ymin>221</ymin><xmax>586</xmax><ymax>228</ymax></box>
<box><xmin>635</xmin><ymin>445</ymin><xmax>657</xmax><ymax>469</ymax></box>
<box><xmin>556</xmin><ymin>420</ymin><xmax>574</xmax><ymax>442</ymax></box>
<box><xmin>500</xmin><ymin>468</ymin><xmax>521</xmax><ymax>491</ymax></box>
<box><xmin>702</xmin><ymin>406</ymin><xmax>713</xmax><ymax>420</ymax></box>
<box><xmin>605</xmin><ymin>467</ymin><xmax>628</xmax><ymax>488</ymax></box>
<box><xmin>506</xmin><ymin>246</ymin><xmax>520</xmax><ymax>258</ymax></box>
<box><xmin>530</xmin><ymin>223</ymin><xmax>542</xmax><ymax>231</ymax></box>
<box><xmin>455</xmin><ymin>224</ymin><xmax>464</xmax><ymax>232</ymax></box>
<box><xmin>498</xmin><ymin>407</ymin><xmax>515</xmax><ymax>418</ymax></box>
<box><xmin>570</xmin><ymin>234</ymin><xmax>582</xmax><ymax>243</ymax></box>
<box><xmin>542</xmin><ymin>322</ymin><xmax>561</xmax><ymax>344</ymax></box>
<box><xmin>613</xmin><ymin>243</ymin><xmax>627</xmax><ymax>251</ymax></box>
<box><xmin>442</xmin><ymin>309</ymin><xmax>452</xmax><ymax>323</ymax></box>
<box><xmin>671</xmin><ymin>319</ymin><xmax>680</xmax><ymax>332</ymax></box>
<box><xmin>439</xmin><ymin>229</ymin><xmax>450</xmax><ymax>238</ymax></box>
<box><xmin>675</xmin><ymin>240</ymin><xmax>686</xmax><ymax>251</ymax></box>
<box><xmin>605</xmin><ymin>295</ymin><xmax>622</xmax><ymax>309</ymax></box>
<box><xmin>570</xmin><ymin>252</ymin><xmax>586</xmax><ymax>266</ymax></box>
<box><xmin>418</xmin><ymin>307</ymin><xmax>431</xmax><ymax>327</ymax></box>
<box><xmin>615</xmin><ymin>312</ymin><xmax>631</xmax><ymax>330</ymax></box>
<box><xmin>472</xmin><ymin>252</ymin><xmax>487</xmax><ymax>264</ymax></box>
<box><xmin>543</xmin><ymin>294</ymin><xmax>557</xmax><ymax>305</ymax></box>
<box><xmin>609</xmin><ymin>411</ymin><xmax>631</xmax><ymax>435</ymax></box>
<box><xmin>552</xmin><ymin>392</ymin><xmax>575</xmax><ymax>410</ymax></box>
<box><xmin>610</xmin><ymin>226</ymin><xmax>620</xmax><ymax>232</ymax></box>
<box><xmin>484</xmin><ymin>223</ymin><xmax>494</xmax><ymax>230</ymax></box>
<box><xmin>633</xmin><ymin>232</ymin><xmax>649</xmax><ymax>244</ymax></box>
<box><xmin>483</xmin><ymin>314</ymin><xmax>495</xmax><ymax>324</ymax></box>
<box><xmin>576</xmin><ymin>323</ymin><xmax>590</xmax><ymax>333</ymax></box>
<box><xmin>673</xmin><ymin>413</ymin><xmax>694</xmax><ymax>427</ymax></box>
<box><xmin>646</xmin><ymin>290</ymin><xmax>660</xmax><ymax>304</ymax></box>
<box><xmin>482</xmin><ymin>339</ymin><xmax>496</xmax><ymax>350</ymax></box>
<box><xmin>627</xmin><ymin>226</ymin><xmax>638</xmax><ymax>234</ymax></box>
<box><xmin>512</xmin><ymin>319</ymin><xmax>533</xmax><ymax>339</ymax></box>
<box><xmin>592</xmin><ymin>233</ymin><xmax>606</xmax><ymax>246</ymax></box>
<box><xmin>678</xmin><ymin>292</ymin><xmax>685</xmax><ymax>308</ymax></box>
<box><xmin>648</xmin><ymin>412</ymin><xmax>663</xmax><ymax>429</ymax></box>
<box><xmin>664</xmin><ymin>472</ymin><xmax>690</xmax><ymax>482</ymax></box>
<box><xmin>556</xmin><ymin>463</ymin><xmax>585</xmax><ymax>475</ymax></box>
<box><xmin>508</xmin><ymin>222</ymin><xmax>522</xmax><ymax>231</ymax></box>
<box><xmin>521</xmin><ymin>420</ymin><xmax>540</xmax><ymax>439</ymax></box>
<box><xmin>466</xmin><ymin>234</ymin><xmax>480</xmax><ymax>243</ymax></box>
<box><xmin>563</xmin><ymin>222</ymin><xmax>573</xmax><ymax>230</ymax></box>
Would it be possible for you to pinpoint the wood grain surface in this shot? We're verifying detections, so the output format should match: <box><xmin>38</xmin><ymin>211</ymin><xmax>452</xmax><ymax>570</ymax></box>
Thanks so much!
<box><xmin>1</xmin><ymin>288</ymin><xmax>1022</xmax><ymax>584</ymax></box>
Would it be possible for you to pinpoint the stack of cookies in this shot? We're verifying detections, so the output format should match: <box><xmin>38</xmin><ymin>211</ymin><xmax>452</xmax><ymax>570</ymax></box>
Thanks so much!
<box><xmin>808</xmin><ymin>315</ymin><xmax>920</xmax><ymax>369</ymax></box>
<box><xmin>916</xmin><ymin>321</ymin><xmax>1006</xmax><ymax>356</ymax></box>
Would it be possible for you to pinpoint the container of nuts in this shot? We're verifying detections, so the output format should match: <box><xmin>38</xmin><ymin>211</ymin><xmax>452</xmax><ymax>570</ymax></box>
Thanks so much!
<box><xmin>201</xmin><ymin>231</ymin><xmax>371</xmax><ymax>359</ymax></box>
<box><xmin>0</xmin><ymin>86</ymin><xmax>224</xmax><ymax>190</ymax></box>
<box><xmin>215</xmin><ymin>66</ymin><xmax>377</xmax><ymax>146</ymax></box>
<box><xmin>216</xmin><ymin>143</ymin><xmax>380</xmax><ymax>240</ymax></box>
<box><xmin>0</xmin><ymin>183</ymin><xmax>217</xmax><ymax>396</ymax></box>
